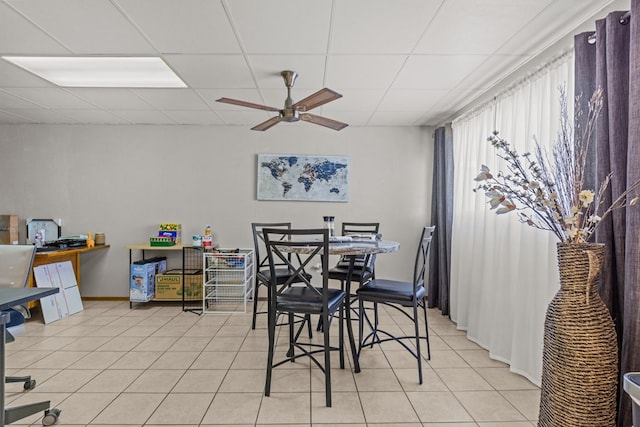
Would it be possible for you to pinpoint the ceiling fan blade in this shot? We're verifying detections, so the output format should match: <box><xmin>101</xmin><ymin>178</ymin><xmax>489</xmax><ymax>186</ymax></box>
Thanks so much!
<box><xmin>292</xmin><ymin>88</ymin><xmax>342</xmax><ymax>111</ymax></box>
<box><xmin>216</xmin><ymin>97</ymin><xmax>280</xmax><ymax>112</ymax></box>
<box><xmin>300</xmin><ymin>113</ymin><xmax>348</xmax><ymax>131</ymax></box>
<box><xmin>251</xmin><ymin>116</ymin><xmax>281</xmax><ymax>131</ymax></box>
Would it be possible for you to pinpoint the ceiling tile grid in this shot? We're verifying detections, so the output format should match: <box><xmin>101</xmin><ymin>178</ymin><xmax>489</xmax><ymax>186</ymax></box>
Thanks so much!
<box><xmin>0</xmin><ymin>0</ymin><xmax>623</xmax><ymax>127</ymax></box>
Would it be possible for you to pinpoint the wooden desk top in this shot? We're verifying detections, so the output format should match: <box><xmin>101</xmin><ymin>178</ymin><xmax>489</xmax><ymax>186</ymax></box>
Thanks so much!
<box><xmin>34</xmin><ymin>245</ymin><xmax>110</xmax><ymax>259</ymax></box>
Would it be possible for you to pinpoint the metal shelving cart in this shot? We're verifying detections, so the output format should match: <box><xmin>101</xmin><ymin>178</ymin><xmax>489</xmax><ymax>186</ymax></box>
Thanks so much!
<box><xmin>203</xmin><ymin>249</ymin><xmax>254</xmax><ymax>313</ymax></box>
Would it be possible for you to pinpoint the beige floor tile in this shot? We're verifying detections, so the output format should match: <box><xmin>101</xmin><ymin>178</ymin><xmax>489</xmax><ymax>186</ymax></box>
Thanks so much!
<box><xmin>61</xmin><ymin>336</ymin><xmax>113</xmax><ymax>351</ymax></box>
<box><xmin>201</xmin><ymin>392</ymin><xmax>263</xmax><ymax>424</ymax></box>
<box><xmin>146</xmin><ymin>392</ymin><xmax>214</xmax><ymax>424</ymax></box>
<box><xmin>119</xmin><ymin>324</ymin><xmax>162</xmax><ymax>336</ymax></box>
<box><xmin>167</xmin><ymin>336</ymin><xmax>212</xmax><ymax>351</ymax></box>
<box><xmin>239</xmin><ymin>335</ymin><xmax>269</xmax><ymax>352</ymax></box>
<box><xmin>5</xmin><ymin>350</ymin><xmax>55</xmax><ymax>369</ymax></box>
<box><xmin>95</xmin><ymin>335</ymin><xmax>146</xmax><ymax>351</ymax></box>
<box><xmin>395</xmin><ymin>367</ymin><xmax>449</xmax><ymax>392</ymax></box>
<box><xmin>359</xmin><ymin>391</ymin><xmax>421</xmax><ymax>423</ymax></box>
<box><xmin>477</xmin><ymin>422</ymin><xmax>535</xmax><ymax>427</ymax></box>
<box><xmin>91</xmin><ymin>392</ymin><xmax>165</xmax><ymax>424</ymax></box>
<box><xmin>230</xmin><ymin>350</ymin><xmax>267</xmax><ymax>370</ymax></box>
<box><xmin>406</xmin><ymin>391</ymin><xmax>474</xmax><ymax>423</ymax></box>
<box><xmin>55</xmin><ymin>392</ymin><xmax>118</xmax><ymax>424</ymax></box>
<box><xmin>457</xmin><ymin>349</ymin><xmax>509</xmax><ymax>368</ymax></box>
<box><xmin>2</xmin><ymin>391</ymin><xmax>70</xmax><ymax>425</ymax></box>
<box><xmin>28</xmin><ymin>336</ymin><xmax>80</xmax><ymax>351</ymax></box>
<box><xmin>34</xmin><ymin>369</ymin><xmax>101</xmax><ymax>393</ymax></box>
<box><xmin>501</xmin><ymin>389</ymin><xmax>541</xmax><ymax>420</ymax></box>
<box><xmin>436</xmin><ymin>367</ymin><xmax>494</xmax><ymax>391</ymax></box>
<box><xmin>219</xmin><ymin>369</ymin><xmax>266</xmax><ymax>393</ymax></box>
<box><xmin>216</xmin><ymin>324</ymin><xmax>252</xmax><ymax>337</ymax></box>
<box><xmin>256</xmin><ymin>391</ymin><xmax>310</xmax><ymax>424</ymax></box>
<box><xmin>125</xmin><ymin>369</ymin><xmax>185</xmax><ymax>392</ymax></box>
<box><xmin>134</xmin><ymin>336</ymin><xmax>179</xmax><ymax>351</ymax></box>
<box><xmin>92</xmin><ymin>323</ymin><xmax>133</xmax><ymax>336</ymax></box>
<box><xmin>107</xmin><ymin>350</ymin><xmax>163</xmax><ymax>369</ymax></box>
<box><xmin>311</xmin><ymin>366</ymin><xmax>357</xmax><ymax>392</ymax></box>
<box><xmin>172</xmin><ymin>369</ymin><xmax>226</xmax><ymax>392</ymax></box>
<box><xmin>353</xmin><ymin>368</ymin><xmax>402</xmax><ymax>391</ymax></box>
<box><xmin>27</xmin><ymin>350</ymin><xmax>90</xmax><ymax>369</ymax></box>
<box><xmin>442</xmin><ymin>335</ymin><xmax>484</xmax><ymax>350</ymax></box>
<box><xmin>311</xmin><ymin>391</ymin><xmax>365</xmax><ymax>423</ymax></box>
<box><xmin>203</xmin><ymin>336</ymin><xmax>244</xmax><ymax>352</ymax></box>
<box><xmin>357</xmin><ymin>348</ymin><xmax>393</xmax><ymax>369</ymax></box>
<box><xmin>190</xmin><ymin>351</ymin><xmax>237</xmax><ymax>369</ymax></box>
<box><xmin>422</xmin><ymin>423</ymin><xmax>477</xmax><ymax>427</ymax></box>
<box><xmin>149</xmin><ymin>350</ymin><xmax>199</xmax><ymax>369</ymax></box>
<box><xmin>268</xmin><ymin>367</ymin><xmax>311</xmax><ymax>393</ymax></box>
<box><xmin>427</xmin><ymin>349</ymin><xmax>470</xmax><ymax>368</ymax></box>
<box><xmin>455</xmin><ymin>390</ymin><xmax>527</xmax><ymax>422</ymax></box>
<box><xmin>68</xmin><ymin>350</ymin><xmax>125</xmax><ymax>369</ymax></box>
<box><xmin>475</xmin><ymin>367</ymin><xmax>539</xmax><ymax>390</ymax></box>
<box><xmin>78</xmin><ymin>369</ymin><xmax>142</xmax><ymax>392</ymax></box>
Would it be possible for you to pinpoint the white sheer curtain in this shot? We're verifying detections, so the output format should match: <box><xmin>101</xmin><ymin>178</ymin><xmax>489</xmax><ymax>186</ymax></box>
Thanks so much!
<box><xmin>450</xmin><ymin>53</ymin><xmax>574</xmax><ymax>385</ymax></box>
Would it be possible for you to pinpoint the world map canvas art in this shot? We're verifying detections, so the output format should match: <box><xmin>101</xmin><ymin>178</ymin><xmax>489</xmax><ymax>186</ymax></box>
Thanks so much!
<box><xmin>257</xmin><ymin>154</ymin><xmax>349</xmax><ymax>202</ymax></box>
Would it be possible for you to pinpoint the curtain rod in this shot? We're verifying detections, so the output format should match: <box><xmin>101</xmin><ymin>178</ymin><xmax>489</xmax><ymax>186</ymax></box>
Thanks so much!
<box><xmin>587</xmin><ymin>10</ymin><xmax>631</xmax><ymax>44</ymax></box>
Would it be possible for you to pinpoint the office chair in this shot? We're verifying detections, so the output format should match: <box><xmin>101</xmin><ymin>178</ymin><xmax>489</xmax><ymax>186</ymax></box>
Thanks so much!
<box><xmin>356</xmin><ymin>226</ymin><xmax>435</xmax><ymax>384</ymax></box>
<box><xmin>0</xmin><ymin>244</ymin><xmax>61</xmax><ymax>425</ymax></box>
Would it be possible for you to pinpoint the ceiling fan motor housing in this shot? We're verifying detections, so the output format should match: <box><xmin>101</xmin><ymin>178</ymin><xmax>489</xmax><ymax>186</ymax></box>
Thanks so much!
<box><xmin>279</xmin><ymin>109</ymin><xmax>299</xmax><ymax>122</ymax></box>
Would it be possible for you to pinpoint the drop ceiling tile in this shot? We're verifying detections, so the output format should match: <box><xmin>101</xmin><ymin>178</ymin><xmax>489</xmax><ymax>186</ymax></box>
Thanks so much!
<box><xmin>393</xmin><ymin>54</ymin><xmax>488</xmax><ymax>90</ymax></box>
<box><xmin>330</xmin><ymin>0</ymin><xmax>443</xmax><ymax>54</ymax></box>
<box><xmin>414</xmin><ymin>0</ymin><xmax>552</xmax><ymax>55</ymax></box>
<box><xmin>198</xmin><ymin>88</ymin><xmax>265</xmax><ymax>110</ymax></box>
<box><xmin>4</xmin><ymin>88</ymin><xmax>96</xmax><ymax>109</ymax></box>
<box><xmin>329</xmin><ymin>111</ymin><xmax>372</xmax><ymax>126</ymax></box>
<box><xmin>226</xmin><ymin>0</ymin><xmax>332</xmax><ymax>54</ymax></box>
<box><xmin>7</xmin><ymin>0</ymin><xmax>155</xmax><ymax>54</ymax></box>
<box><xmin>131</xmin><ymin>89</ymin><xmax>210</xmax><ymax>110</ymax></box>
<box><xmin>0</xmin><ymin>110</ymin><xmax>36</xmax><ymax>124</ymax></box>
<box><xmin>0</xmin><ymin>90</ymin><xmax>43</xmax><ymax>109</ymax></box>
<box><xmin>66</xmin><ymin>88</ymin><xmax>153</xmax><ymax>110</ymax></box>
<box><xmin>321</xmin><ymin>89</ymin><xmax>385</xmax><ymax>112</ymax></box>
<box><xmin>164</xmin><ymin>55</ymin><xmax>254</xmax><ymax>89</ymax></box>
<box><xmin>0</xmin><ymin>2</ymin><xmax>70</xmax><ymax>54</ymax></box>
<box><xmin>114</xmin><ymin>0</ymin><xmax>241</xmax><ymax>54</ymax></box>
<box><xmin>368</xmin><ymin>110</ymin><xmax>426</xmax><ymax>126</ymax></box>
<box><xmin>378</xmin><ymin>89</ymin><xmax>449</xmax><ymax>111</ymax></box>
<box><xmin>247</xmin><ymin>56</ymin><xmax>326</xmax><ymax>89</ymax></box>
<box><xmin>326</xmin><ymin>55</ymin><xmax>407</xmax><ymax>89</ymax></box>
<box><xmin>110</xmin><ymin>110</ymin><xmax>176</xmax><ymax>124</ymax></box>
<box><xmin>162</xmin><ymin>110</ymin><xmax>225</xmax><ymax>125</ymax></box>
<box><xmin>56</xmin><ymin>109</ymin><xmax>128</xmax><ymax>124</ymax></box>
<box><xmin>6</xmin><ymin>108</ymin><xmax>76</xmax><ymax>123</ymax></box>
<box><xmin>216</xmin><ymin>109</ymin><xmax>272</xmax><ymax>126</ymax></box>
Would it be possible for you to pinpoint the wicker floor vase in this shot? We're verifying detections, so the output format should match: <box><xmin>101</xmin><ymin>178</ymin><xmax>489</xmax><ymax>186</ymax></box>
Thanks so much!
<box><xmin>538</xmin><ymin>243</ymin><xmax>618</xmax><ymax>426</ymax></box>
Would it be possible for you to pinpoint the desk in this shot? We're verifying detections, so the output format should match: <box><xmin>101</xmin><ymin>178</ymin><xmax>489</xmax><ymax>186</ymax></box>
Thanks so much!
<box><xmin>30</xmin><ymin>245</ymin><xmax>110</xmax><ymax>289</ymax></box>
<box><xmin>1</xmin><ymin>287</ymin><xmax>59</xmax><ymax>426</ymax></box>
<box><xmin>282</xmin><ymin>239</ymin><xmax>400</xmax><ymax>373</ymax></box>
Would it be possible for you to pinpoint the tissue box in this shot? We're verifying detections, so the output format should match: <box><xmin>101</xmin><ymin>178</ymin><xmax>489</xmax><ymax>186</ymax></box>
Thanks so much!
<box><xmin>158</xmin><ymin>223</ymin><xmax>181</xmax><ymax>244</ymax></box>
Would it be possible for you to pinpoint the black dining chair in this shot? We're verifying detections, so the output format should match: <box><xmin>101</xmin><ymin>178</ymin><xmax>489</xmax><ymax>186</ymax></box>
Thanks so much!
<box><xmin>356</xmin><ymin>225</ymin><xmax>435</xmax><ymax>384</ymax></box>
<box><xmin>327</xmin><ymin>222</ymin><xmax>380</xmax><ymax>290</ymax></box>
<box><xmin>263</xmin><ymin>228</ymin><xmax>348</xmax><ymax>407</ymax></box>
<box><xmin>250</xmin><ymin>222</ymin><xmax>312</xmax><ymax>334</ymax></box>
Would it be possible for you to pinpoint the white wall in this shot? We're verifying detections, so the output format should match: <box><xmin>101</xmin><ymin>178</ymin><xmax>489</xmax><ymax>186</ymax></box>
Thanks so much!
<box><xmin>0</xmin><ymin>124</ymin><xmax>433</xmax><ymax>297</ymax></box>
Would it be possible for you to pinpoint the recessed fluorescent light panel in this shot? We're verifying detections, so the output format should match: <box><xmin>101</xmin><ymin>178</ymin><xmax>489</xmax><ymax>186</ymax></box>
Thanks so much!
<box><xmin>1</xmin><ymin>56</ymin><xmax>187</xmax><ymax>88</ymax></box>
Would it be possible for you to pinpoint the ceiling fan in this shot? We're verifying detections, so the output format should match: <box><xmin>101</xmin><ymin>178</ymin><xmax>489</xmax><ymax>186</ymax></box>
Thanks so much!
<box><xmin>216</xmin><ymin>70</ymin><xmax>348</xmax><ymax>131</ymax></box>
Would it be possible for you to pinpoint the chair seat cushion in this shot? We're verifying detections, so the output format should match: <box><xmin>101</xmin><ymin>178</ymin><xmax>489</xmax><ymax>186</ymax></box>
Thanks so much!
<box><xmin>356</xmin><ymin>279</ymin><xmax>425</xmax><ymax>305</ymax></box>
<box><xmin>277</xmin><ymin>287</ymin><xmax>346</xmax><ymax>314</ymax></box>
<box><xmin>257</xmin><ymin>268</ymin><xmax>312</xmax><ymax>286</ymax></box>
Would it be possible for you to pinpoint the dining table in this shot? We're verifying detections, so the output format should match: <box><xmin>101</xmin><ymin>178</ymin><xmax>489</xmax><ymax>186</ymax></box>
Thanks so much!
<box><xmin>280</xmin><ymin>237</ymin><xmax>400</xmax><ymax>373</ymax></box>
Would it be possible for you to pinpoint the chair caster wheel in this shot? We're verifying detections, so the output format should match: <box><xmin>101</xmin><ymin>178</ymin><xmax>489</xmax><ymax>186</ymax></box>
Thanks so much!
<box><xmin>42</xmin><ymin>408</ymin><xmax>61</xmax><ymax>426</ymax></box>
<box><xmin>24</xmin><ymin>379</ymin><xmax>36</xmax><ymax>390</ymax></box>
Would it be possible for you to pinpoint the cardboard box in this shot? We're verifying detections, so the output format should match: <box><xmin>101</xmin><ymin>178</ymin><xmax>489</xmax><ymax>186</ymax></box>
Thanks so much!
<box><xmin>130</xmin><ymin>261</ymin><xmax>157</xmax><ymax>302</ymax></box>
<box><xmin>0</xmin><ymin>215</ymin><xmax>19</xmax><ymax>244</ymax></box>
<box><xmin>155</xmin><ymin>269</ymin><xmax>202</xmax><ymax>300</ymax></box>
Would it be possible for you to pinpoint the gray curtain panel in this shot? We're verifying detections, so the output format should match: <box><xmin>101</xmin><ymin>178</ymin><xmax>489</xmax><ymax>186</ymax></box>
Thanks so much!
<box><xmin>428</xmin><ymin>125</ymin><xmax>454</xmax><ymax>315</ymax></box>
<box><xmin>574</xmin><ymin>3</ymin><xmax>639</xmax><ymax>426</ymax></box>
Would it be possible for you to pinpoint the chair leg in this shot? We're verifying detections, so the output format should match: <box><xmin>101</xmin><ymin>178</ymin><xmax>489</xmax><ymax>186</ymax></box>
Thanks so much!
<box><xmin>251</xmin><ymin>281</ymin><xmax>260</xmax><ymax>330</ymax></box>
<box><xmin>413</xmin><ymin>303</ymin><xmax>423</xmax><ymax>385</ymax></box>
<box><xmin>322</xmin><ymin>311</ymin><xmax>332</xmax><ymax>407</ymax></box>
<box><xmin>264</xmin><ymin>293</ymin><xmax>276</xmax><ymax>396</ymax></box>
<box><xmin>421</xmin><ymin>300</ymin><xmax>431</xmax><ymax>360</ymax></box>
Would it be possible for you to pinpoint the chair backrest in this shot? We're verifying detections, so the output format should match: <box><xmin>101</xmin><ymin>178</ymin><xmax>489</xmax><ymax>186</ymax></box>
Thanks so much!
<box><xmin>263</xmin><ymin>228</ymin><xmax>329</xmax><ymax>298</ymax></box>
<box><xmin>337</xmin><ymin>222</ymin><xmax>380</xmax><ymax>272</ymax></box>
<box><xmin>0</xmin><ymin>244</ymin><xmax>36</xmax><ymax>336</ymax></box>
<box><xmin>341</xmin><ymin>222</ymin><xmax>380</xmax><ymax>237</ymax></box>
<box><xmin>412</xmin><ymin>226</ymin><xmax>435</xmax><ymax>292</ymax></box>
<box><xmin>251</xmin><ymin>222</ymin><xmax>292</xmax><ymax>272</ymax></box>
